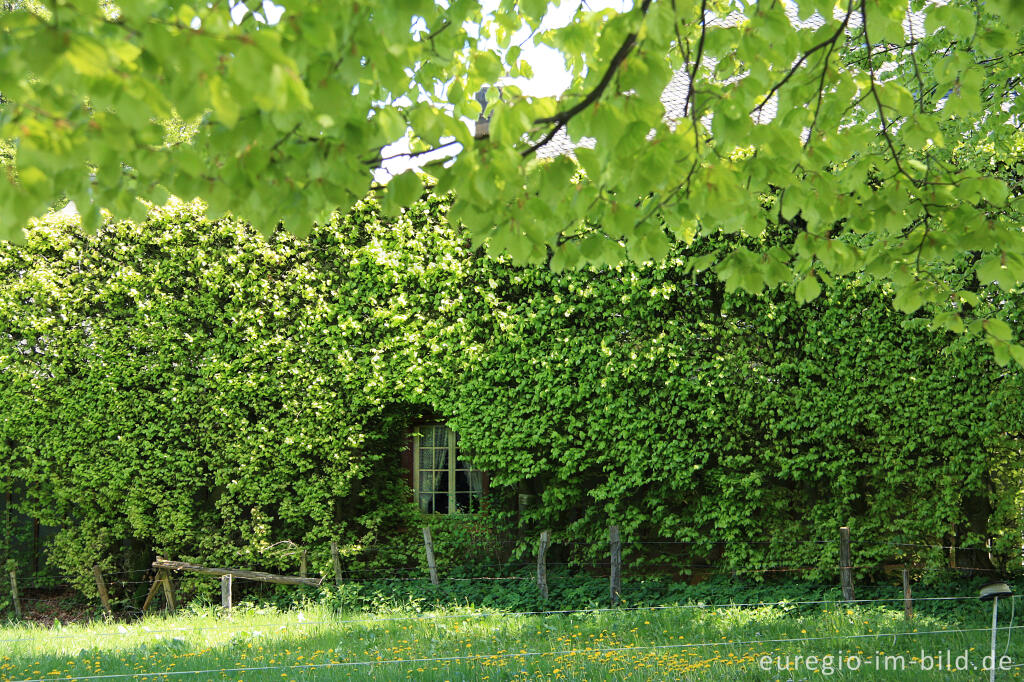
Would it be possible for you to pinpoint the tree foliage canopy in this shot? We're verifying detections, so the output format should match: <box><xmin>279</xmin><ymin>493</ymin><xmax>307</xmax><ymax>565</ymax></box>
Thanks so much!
<box><xmin>2</xmin><ymin>0</ymin><xmax>1024</xmax><ymax>357</ymax></box>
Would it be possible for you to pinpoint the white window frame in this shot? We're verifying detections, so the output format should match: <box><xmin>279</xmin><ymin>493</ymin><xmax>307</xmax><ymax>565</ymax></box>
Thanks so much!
<box><xmin>412</xmin><ymin>424</ymin><xmax>481</xmax><ymax>514</ymax></box>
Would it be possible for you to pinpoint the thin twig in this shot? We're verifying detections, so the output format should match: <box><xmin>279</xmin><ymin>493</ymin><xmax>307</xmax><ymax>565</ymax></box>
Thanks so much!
<box><xmin>364</xmin><ymin>139</ymin><xmax>461</xmax><ymax>166</ymax></box>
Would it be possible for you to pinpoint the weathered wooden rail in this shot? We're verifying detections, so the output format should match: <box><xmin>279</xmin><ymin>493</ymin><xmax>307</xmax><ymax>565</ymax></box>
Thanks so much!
<box><xmin>152</xmin><ymin>558</ymin><xmax>322</xmax><ymax>586</ymax></box>
<box><xmin>142</xmin><ymin>557</ymin><xmax>322</xmax><ymax>614</ymax></box>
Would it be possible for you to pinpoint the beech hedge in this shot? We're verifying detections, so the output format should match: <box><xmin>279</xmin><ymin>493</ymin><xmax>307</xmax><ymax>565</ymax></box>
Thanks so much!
<box><xmin>0</xmin><ymin>196</ymin><xmax>1021</xmax><ymax>592</ymax></box>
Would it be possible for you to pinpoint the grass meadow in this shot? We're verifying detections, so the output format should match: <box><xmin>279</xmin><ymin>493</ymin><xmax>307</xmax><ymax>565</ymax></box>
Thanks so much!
<box><xmin>4</xmin><ymin>593</ymin><xmax>1024</xmax><ymax>681</ymax></box>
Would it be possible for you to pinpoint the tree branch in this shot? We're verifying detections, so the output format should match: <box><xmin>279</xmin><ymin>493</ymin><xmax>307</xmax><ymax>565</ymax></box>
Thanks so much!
<box><xmin>753</xmin><ymin>1</ymin><xmax>854</xmax><ymax>115</ymax></box>
<box><xmin>804</xmin><ymin>1</ymin><xmax>855</xmax><ymax>148</ymax></box>
<box><xmin>269</xmin><ymin>124</ymin><xmax>301</xmax><ymax>155</ymax></box>
<box><xmin>521</xmin><ymin>0</ymin><xmax>653</xmax><ymax>158</ymax></box>
<box><xmin>362</xmin><ymin>139</ymin><xmax>461</xmax><ymax>167</ymax></box>
<box><xmin>857</xmin><ymin>0</ymin><xmax>915</xmax><ymax>187</ymax></box>
<box><xmin>685</xmin><ymin>0</ymin><xmax>708</xmax><ymax>119</ymax></box>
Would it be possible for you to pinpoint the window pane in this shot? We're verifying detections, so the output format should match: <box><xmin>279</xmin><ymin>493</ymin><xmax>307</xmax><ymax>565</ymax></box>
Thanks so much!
<box><xmin>454</xmin><ymin>490</ymin><xmax>481</xmax><ymax>513</ymax></box>
<box><xmin>434</xmin><ymin>492</ymin><xmax>450</xmax><ymax>514</ymax></box>
<box><xmin>419</xmin><ymin>447</ymin><xmax>433</xmax><ymax>470</ymax></box>
<box><xmin>419</xmin><ymin>471</ymin><xmax>437</xmax><ymax>494</ymax></box>
<box><xmin>470</xmin><ymin>471</ymin><xmax>483</xmax><ymax>493</ymax></box>
<box><xmin>432</xmin><ymin>426</ymin><xmax>449</xmax><ymax>448</ymax></box>
<box><xmin>454</xmin><ymin>469</ymin><xmax>469</xmax><ymax>493</ymax></box>
<box><xmin>418</xmin><ymin>493</ymin><xmax>432</xmax><ymax>513</ymax></box>
<box><xmin>432</xmin><ymin>448</ymin><xmax>448</xmax><ymax>470</ymax></box>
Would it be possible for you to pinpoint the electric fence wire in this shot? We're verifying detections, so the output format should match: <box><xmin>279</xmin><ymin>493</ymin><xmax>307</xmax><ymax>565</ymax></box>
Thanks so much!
<box><xmin>8</xmin><ymin>568</ymin><xmax>152</xmax><ymax>582</ymax></box>
<box><xmin>137</xmin><ymin>560</ymin><xmax>1010</xmax><ymax>584</ymax></box>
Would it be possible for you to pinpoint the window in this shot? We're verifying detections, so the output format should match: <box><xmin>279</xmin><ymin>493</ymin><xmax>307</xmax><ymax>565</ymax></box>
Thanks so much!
<box><xmin>414</xmin><ymin>425</ymin><xmax>483</xmax><ymax>514</ymax></box>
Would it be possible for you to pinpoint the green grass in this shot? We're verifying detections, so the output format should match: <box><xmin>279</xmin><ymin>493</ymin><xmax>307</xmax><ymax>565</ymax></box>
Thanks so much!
<box><xmin>3</xmin><ymin>595</ymin><xmax>1024</xmax><ymax>681</ymax></box>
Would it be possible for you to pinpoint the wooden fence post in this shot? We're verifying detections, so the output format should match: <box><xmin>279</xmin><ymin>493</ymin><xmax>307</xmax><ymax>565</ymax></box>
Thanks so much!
<box><xmin>422</xmin><ymin>526</ymin><xmax>439</xmax><ymax>586</ymax></box>
<box><xmin>93</xmin><ymin>566</ymin><xmax>112</xmax><ymax>618</ymax></box>
<box><xmin>300</xmin><ymin>549</ymin><xmax>308</xmax><ymax>579</ymax></box>
<box><xmin>950</xmin><ymin>523</ymin><xmax>957</xmax><ymax>569</ymax></box>
<box><xmin>839</xmin><ymin>526</ymin><xmax>855</xmax><ymax>601</ymax></box>
<box><xmin>142</xmin><ymin>575</ymin><xmax>161</xmax><ymax>614</ymax></box>
<box><xmin>609</xmin><ymin>525</ymin><xmax>622</xmax><ymax>607</ymax></box>
<box><xmin>9</xmin><ymin>569</ymin><xmax>21</xmax><ymax>619</ymax></box>
<box><xmin>159</xmin><ymin>568</ymin><xmax>177</xmax><ymax>614</ymax></box>
<box><xmin>537</xmin><ymin>530</ymin><xmax>551</xmax><ymax>601</ymax></box>
<box><xmin>330</xmin><ymin>540</ymin><xmax>342</xmax><ymax>586</ymax></box>
<box><xmin>221</xmin><ymin>574</ymin><xmax>233</xmax><ymax>615</ymax></box>
<box><xmin>903</xmin><ymin>567</ymin><xmax>913</xmax><ymax>621</ymax></box>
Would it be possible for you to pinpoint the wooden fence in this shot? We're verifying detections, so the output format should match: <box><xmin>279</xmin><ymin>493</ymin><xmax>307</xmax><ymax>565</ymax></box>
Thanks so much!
<box><xmin>2</xmin><ymin>524</ymin><xmax>940</xmax><ymax>621</ymax></box>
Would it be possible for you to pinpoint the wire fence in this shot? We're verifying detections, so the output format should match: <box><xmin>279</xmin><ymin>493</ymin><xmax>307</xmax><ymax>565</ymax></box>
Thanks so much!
<box><xmin>6</xmin><ymin>623</ymin><xmax>1024</xmax><ymax>682</ymax></box>
<box><xmin>0</xmin><ymin>593</ymin><xmax>1011</xmax><ymax>644</ymax></box>
<box><xmin>4</xmin><ymin>536</ymin><xmax>1011</xmax><ymax>574</ymax></box>
<box><xmin>2</xmin><ymin>536</ymin><xmax>1006</xmax><ymax>574</ymax></box>
<box><xmin>5</xmin><ymin>540</ymin><xmax>1023</xmax><ymax>682</ymax></box>
<box><xmin>4</xmin><ymin>531</ymin><xmax>1021</xmax><ymax>628</ymax></box>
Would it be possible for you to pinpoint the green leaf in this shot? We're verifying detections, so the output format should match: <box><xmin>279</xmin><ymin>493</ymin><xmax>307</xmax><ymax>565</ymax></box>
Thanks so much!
<box><xmin>926</xmin><ymin>5</ymin><xmax>976</xmax><ymax>38</ymax></box>
<box><xmin>383</xmin><ymin>172</ymin><xmax>423</xmax><ymax>215</ymax></box>
<box><xmin>957</xmin><ymin>290</ymin><xmax>980</xmax><ymax>307</ymax></box>
<box><xmin>377</xmin><ymin>108</ymin><xmax>407</xmax><ymax>142</ymax></box>
<box><xmin>687</xmin><ymin>252</ymin><xmax>717</xmax><ymax>274</ymax></box>
<box><xmin>932</xmin><ymin>312</ymin><xmax>965</xmax><ymax>334</ymax></box>
<box><xmin>992</xmin><ymin>340</ymin><xmax>1011</xmax><ymax>366</ymax></box>
<box><xmin>65</xmin><ymin>37</ymin><xmax>111</xmax><ymax>76</ymax></box>
<box><xmin>795</xmin><ymin>273</ymin><xmax>821</xmax><ymax>304</ymax></box>
<box><xmin>976</xmin><ymin>256</ymin><xmax>1007</xmax><ymax>286</ymax></box>
<box><xmin>210</xmin><ymin>77</ymin><xmax>240</xmax><ymax>128</ymax></box>
<box><xmin>893</xmin><ymin>284</ymin><xmax>925</xmax><ymax>314</ymax></box>
<box><xmin>473</xmin><ymin>51</ymin><xmax>503</xmax><ymax>83</ymax></box>
<box><xmin>1010</xmin><ymin>344</ymin><xmax>1024</xmax><ymax>368</ymax></box>
<box><xmin>984</xmin><ymin>318</ymin><xmax>1013</xmax><ymax>343</ymax></box>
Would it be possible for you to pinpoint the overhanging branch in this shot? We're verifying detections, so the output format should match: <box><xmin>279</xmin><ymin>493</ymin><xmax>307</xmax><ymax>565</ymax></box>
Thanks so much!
<box><xmin>521</xmin><ymin>0</ymin><xmax>653</xmax><ymax>158</ymax></box>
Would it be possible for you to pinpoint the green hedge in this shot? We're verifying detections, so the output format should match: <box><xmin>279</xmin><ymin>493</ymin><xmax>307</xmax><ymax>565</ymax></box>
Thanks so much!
<box><xmin>437</xmin><ymin>252</ymin><xmax>1024</xmax><ymax>576</ymax></box>
<box><xmin>0</xmin><ymin>195</ymin><xmax>1021</xmax><ymax>596</ymax></box>
<box><xmin>0</xmin><ymin>198</ymin><xmax>468</xmax><ymax>592</ymax></box>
